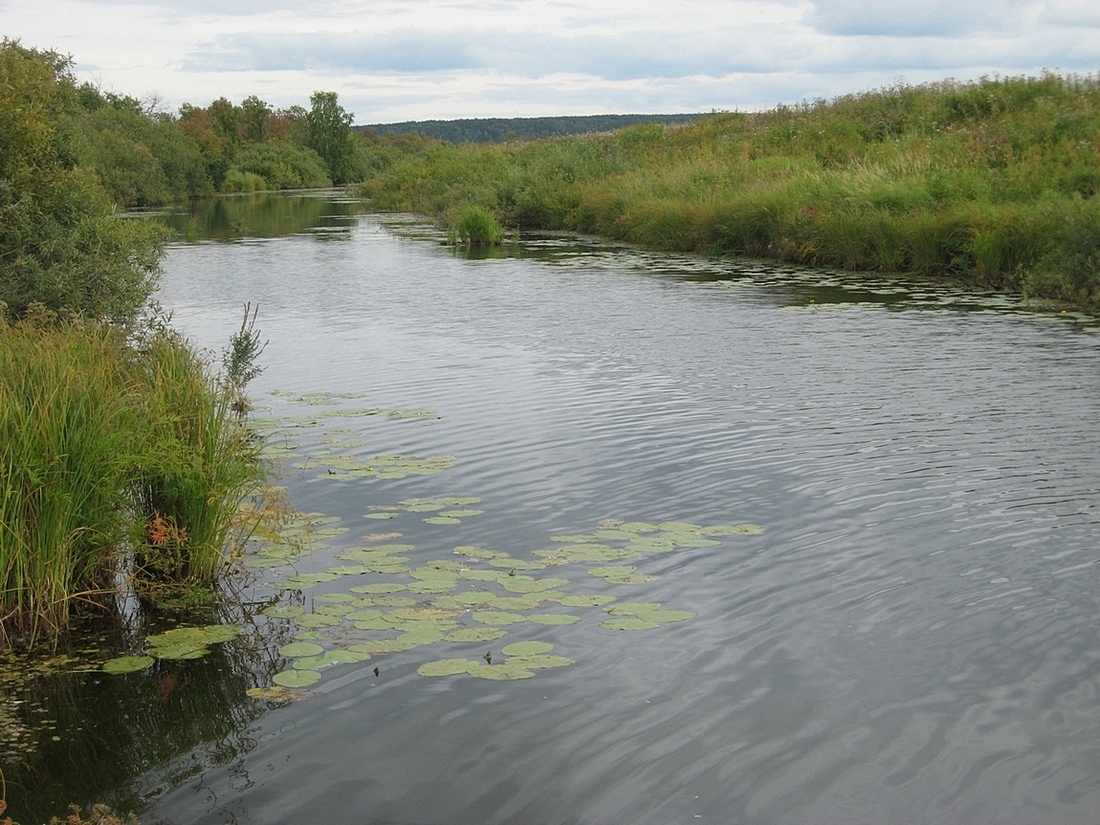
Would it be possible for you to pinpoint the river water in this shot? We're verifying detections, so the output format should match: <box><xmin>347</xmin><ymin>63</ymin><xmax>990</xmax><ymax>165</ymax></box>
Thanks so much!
<box><xmin>7</xmin><ymin>193</ymin><xmax>1100</xmax><ymax>824</ymax></box>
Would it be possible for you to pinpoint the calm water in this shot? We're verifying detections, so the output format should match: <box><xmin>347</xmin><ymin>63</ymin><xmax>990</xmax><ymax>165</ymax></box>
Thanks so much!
<box><xmin>7</xmin><ymin>194</ymin><xmax>1100</xmax><ymax>824</ymax></box>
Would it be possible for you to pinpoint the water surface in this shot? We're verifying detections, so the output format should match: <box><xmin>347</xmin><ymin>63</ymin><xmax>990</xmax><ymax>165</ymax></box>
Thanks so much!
<box><xmin>9</xmin><ymin>193</ymin><xmax>1100</xmax><ymax>825</ymax></box>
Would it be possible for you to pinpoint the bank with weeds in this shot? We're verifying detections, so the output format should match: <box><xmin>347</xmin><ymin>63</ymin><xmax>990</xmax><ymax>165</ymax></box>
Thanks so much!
<box><xmin>360</xmin><ymin>73</ymin><xmax>1100</xmax><ymax>311</ymax></box>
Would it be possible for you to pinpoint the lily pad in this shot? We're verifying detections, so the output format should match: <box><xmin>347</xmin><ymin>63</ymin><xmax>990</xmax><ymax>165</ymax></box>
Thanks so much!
<box><xmin>278</xmin><ymin>641</ymin><xmax>325</xmax><ymax>658</ymax></box>
<box><xmin>502</xmin><ymin>641</ymin><xmax>555</xmax><ymax>656</ymax></box>
<box><xmin>467</xmin><ymin>663</ymin><xmax>536</xmax><ymax>680</ymax></box>
<box><xmin>444</xmin><ymin>627</ymin><xmax>508</xmax><ymax>643</ymax></box>
<box><xmin>601</xmin><ymin>617</ymin><xmax>661</xmax><ymax>631</ymax></box>
<box><xmin>418</xmin><ymin>658</ymin><xmax>478</xmax><ymax>677</ymax></box>
<box><xmin>102</xmin><ymin>655</ymin><xmax>155</xmax><ymax>674</ymax></box>
<box><xmin>273</xmin><ymin>668</ymin><xmax>322</xmax><ymax>688</ymax></box>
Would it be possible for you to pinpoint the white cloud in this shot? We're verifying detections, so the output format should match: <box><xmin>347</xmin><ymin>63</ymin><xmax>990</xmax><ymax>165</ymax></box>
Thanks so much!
<box><xmin>4</xmin><ymin>0</ymin><xmax>1098</xmax><ymax>121</ymax></box>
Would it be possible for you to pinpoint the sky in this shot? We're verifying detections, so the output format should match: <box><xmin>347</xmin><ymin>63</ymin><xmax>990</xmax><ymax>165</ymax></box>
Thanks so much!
<box><xmin>4</xmin><ymin>0</ymin><xmax>1099</xmax><ymax>125</ymax></box>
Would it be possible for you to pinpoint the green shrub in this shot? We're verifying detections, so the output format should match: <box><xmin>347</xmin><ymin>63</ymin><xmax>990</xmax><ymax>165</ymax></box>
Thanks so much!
<box><xmin>447</xmin><ymin>204</ymin><xmax>506</xmax><ymax>245</ymax></box>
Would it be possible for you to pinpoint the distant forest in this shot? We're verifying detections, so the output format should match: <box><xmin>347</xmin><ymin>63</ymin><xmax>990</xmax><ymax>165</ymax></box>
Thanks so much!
<box><xmin>360</xmin><ymin>114</ymin><xmax>704</xmax><ymax>143</ymax></box>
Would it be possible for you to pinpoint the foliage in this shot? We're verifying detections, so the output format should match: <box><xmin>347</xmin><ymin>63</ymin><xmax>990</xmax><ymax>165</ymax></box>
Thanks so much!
<box><xmin>224</xmin><ymin>140</ymin><xmax>331</xmax><ymax>191</ymax></box>
<box><xmin>0</xmin><ymin>39</ymin><xmax>163</xmax><ymax>323</ymax></box>
<box><xmin>447</xmin><ymin>204</ymin><xmax>506</xmax><ymax>245</ymax></box>
<box><xmin>358</xmin><ymin>73</ymin><xmax>1100</xmax><ymax>310</ymax></box>
<box><xmin>307</xmin><ymin>91</ymin><xmax>358</xmax><ymax>184</ymax></box>
<box><xmin>0</xmin><ymin>311</ymin><xmax>268</xmax><ymax>645</ymax></box>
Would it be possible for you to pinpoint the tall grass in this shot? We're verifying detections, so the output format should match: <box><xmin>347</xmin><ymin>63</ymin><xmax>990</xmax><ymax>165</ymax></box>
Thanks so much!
<box><xmin>360</xmin><ymin>73</ymin><xmax>1100</xmax><ymax>309</ymax></box>
<box><xmin>0</xmin><ymin>309</ymin><xmax>266</xmax><ymax>645</ymax></box>
<box><xmin>132</xmin><ymin>330</ymin><xmax>265</xmax><ymax>586</ymax></box>
<box><xmin>0</xmin><ymin>312</ymin><xmax>138</xmax><ymax>643</ymax></box>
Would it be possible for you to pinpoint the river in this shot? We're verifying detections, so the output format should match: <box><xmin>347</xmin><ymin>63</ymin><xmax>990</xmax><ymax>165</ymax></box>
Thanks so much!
<box><xmin>7</xmin><ymin>192</ymin><xmax>1100</xmax><ymax>825</ymax></box>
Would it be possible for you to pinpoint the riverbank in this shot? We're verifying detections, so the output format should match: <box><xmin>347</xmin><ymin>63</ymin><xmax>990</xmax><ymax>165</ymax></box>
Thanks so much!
<box><xmin>359</xmin><ymin>73</ymin><xmax>1100</xmax><ymax>311</ymax></box>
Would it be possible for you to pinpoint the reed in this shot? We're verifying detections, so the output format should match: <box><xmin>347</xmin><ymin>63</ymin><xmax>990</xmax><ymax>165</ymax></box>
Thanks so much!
<box><xmin>0</xmin><ymin>311</ymin><xmax>267</xmax><ymax>645</ymax></box>
<box><xmin>131</xmin><ymin>329</ymin><xmax>265</xmax><ymax>588</ymax></box>
<box><xmin>0</xmin><ymin>312</ymin><xmax>138</xmax><ymax>644</ymax></box>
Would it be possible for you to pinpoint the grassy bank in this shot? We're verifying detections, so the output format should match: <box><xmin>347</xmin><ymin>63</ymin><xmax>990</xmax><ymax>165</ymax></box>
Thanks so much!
<box><xmin>360</xmin><ymin>73</ymin><xmax>1100</xmax><ymax>310</ymax></box>
<box><xmin>0</xmin><ymin>310</ymin><xmax>265</xmax><ymax>646</ymax></box>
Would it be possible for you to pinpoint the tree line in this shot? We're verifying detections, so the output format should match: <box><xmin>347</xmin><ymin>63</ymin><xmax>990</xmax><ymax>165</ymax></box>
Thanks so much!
<box><xmin>362</xmin><ymin>114</ymin><xmax>702</xmax><ymax>143</ymax></box>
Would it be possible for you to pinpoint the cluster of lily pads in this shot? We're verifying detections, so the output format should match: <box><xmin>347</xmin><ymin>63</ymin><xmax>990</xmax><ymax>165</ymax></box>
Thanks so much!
<box><xmin>254</xmin><ymin>390</ymin><xmax>448</xmax><ymax>480</ymax></box>
<box><xmin>253</xmin><ymin>515</ymin><xmax>762</xmax><ymax>687</ymax></box>
<box><xmin>103</xmin><ymin>624</ymin><xmax>243</xmax><ymax>674</ymax></box>
<box><xmin>99</xmin><ymin>388</ymin><xmax>765</xmax><ymax>694</ymax></box>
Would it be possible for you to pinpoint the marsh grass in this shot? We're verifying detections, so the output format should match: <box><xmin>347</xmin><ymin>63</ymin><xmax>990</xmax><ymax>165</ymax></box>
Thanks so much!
<box><xmin>132</xmin><ymin>329</ymin><xmax>266</xmax><ymax>588</ymax></box>
<box><xmin>0</xmin><ymin>311</ymin><xmax>138</xmax><ymax>644</ymax></box>
<box><xmin>447</xmin><ymin>204</ymin><xmax>506</xmax><ymax>246</ymax></box>
<box><xmin>361</xmin><ymin>73</ymin><xmax>1100</xmax><ymax>309</ymax></box>
<box><xmin>0</xmin><ymin>310</ymin><xmax>267</xmax><ymax>645</ymax></box>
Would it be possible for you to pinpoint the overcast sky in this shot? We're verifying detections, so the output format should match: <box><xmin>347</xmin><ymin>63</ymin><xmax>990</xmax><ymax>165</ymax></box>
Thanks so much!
<box><xmin>5</xmin><ymin>0</ymin><xmax>1099</xmax><ymax>124</ymax></box>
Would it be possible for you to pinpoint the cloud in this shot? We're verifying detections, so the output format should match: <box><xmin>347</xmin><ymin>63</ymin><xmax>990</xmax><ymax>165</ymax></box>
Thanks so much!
<box><xmin>804</xmin><ymin>0</ymin><xmax>1037</xmax><ymax>37</ymax></box>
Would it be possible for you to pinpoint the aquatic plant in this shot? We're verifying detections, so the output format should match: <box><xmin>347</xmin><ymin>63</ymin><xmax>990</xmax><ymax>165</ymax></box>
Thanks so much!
<box><xmin>447</xmin><ymin>204</ymin><xmax>505</xmax><ymax>246</ymax></box>
<box><xmin>0</xmin><ymin>311</ymin><xmax>268</xmax><ymax>645</ymax></box>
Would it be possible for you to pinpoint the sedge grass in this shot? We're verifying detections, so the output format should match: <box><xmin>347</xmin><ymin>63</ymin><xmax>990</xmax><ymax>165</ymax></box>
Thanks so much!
<box><xmin>0</xmin><ymin>311</ymin><xmax>267</xmax><ymax>645</ymax></box>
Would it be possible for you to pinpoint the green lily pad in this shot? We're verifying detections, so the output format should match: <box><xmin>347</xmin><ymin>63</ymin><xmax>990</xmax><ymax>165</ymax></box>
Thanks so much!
<box><xmin>444</xmin><ymin>627</ymin><xmax>508</xmax><ymax>643</ymax></box>
<box><xmin>424</xmin><ymin>517</ymin><xmax>462</xmax><ymax>525</ymax></box>
<box><xmin>601</xmin><ymin>617</ymin><xmax>661</xmax><ymax>631</ymax></box>
<box><xmin>502</xmin><ymin>641</ymin><xmax>554</xmax><ymax>656</ymax></box>
<box><xmin>418</xmin><ymin>658</ymin><xmax>478</xmax><ymax>677</ymax></box>
<box><xmin>150</xmin><ymin>643</ymin><xmax>210</xmax><ymax>660</ymax></box>
<box><xmin>698</xmin><ymin>523</ymin><xmax>764</xmax><ymax>536</ymax></box>
<box><xmin>279</xmin><ymin>642</ymin><xmax>325</xmax><ymax>658</ymax></box>
<box><xmin>294</xmin><ymin>613</ymin><xmax>343</xmax><ymax>628</ymax></box>
<box><xmin>558</xmin><ymin>594</ymin><xmax>616</xmax><ymax>607</ymax></box>
<box><xmin>467</xmin><ymin>663</ymin><xmax>536</xmax><ymax>680</ymax></box>
<box><xmin>507</xmin><ymin>654</ymin><xmax>574</xmax><ymax>669</ymax></box>
<box><xmin>102</xmin><ymin>655</ymin><xmax>155</xmax><ymax>674</ymax></box>
<box><xmin>273</xmin><ymin>669</ymin><xmax>322</xmax><ymax>688</ymax></box>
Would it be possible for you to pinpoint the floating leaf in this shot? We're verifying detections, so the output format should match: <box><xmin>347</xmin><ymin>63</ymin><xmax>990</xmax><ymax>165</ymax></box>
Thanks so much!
<box><xmin>150</xmin><ymin>643</ymin><xmax>210</xmax><ymax>660</ymax></box>
<box><xmin>558</xmin><ymin>594</ymin><xmax>616</xmax><ymax>607</ymax></box>
<box><xmin>507</xmin><ymin>654</ymin><xmax>573</xmax><ymax>669</ymax></box>
<box><xmin>102</xmin><ymin>655</ymin><xmax>154</xmax><ymax>674</ymax></box>
<box><xmin>424</xmin><ymin>516</ymin><xmax>462</xmax><ymax>525</ymax></box>
<box><xmin>294</xmin><ymin>613</ymin><xmax>343</xmax><ymax>628</ymax></box>
<box><xmin>466</xmin><ymin>663</ymin><xmax>536</xmax><ymax>680</ymax></box>
<box><xmin>273</xmin><ymin>669</ymin><xmax>321</xmax><ymax>688</ymax></box>
<box><xmin>418</xmin><ymin>658</ymin><xmax>478</xmax><ymax>677</ymax></box>
<box><xmin>444</xmin><ymin>627</ymin><xmax>507</xmax><ymax>643</ymax></box>
<box><xmin>246</xmin><ymin>686</ymin><xmax>294</xmax><ymax>702</ymax></box>
<box><xmin>279</xmin><ymin>642</ymin><xmax>324</xmax><ymax>658</ymax></box>
<box><xmin>698</xmin><ymin>523</ymin><xmax>764</xmax><ymax>536</ymax></box>
<box><xmin>502</xmin><ymin>641</ymin><xmax>554</xmax><ymax>657</ymax></box>
<box><xmin>601</xmin><ymin>617</ymin><xmax>661</xmax><ymax>631</ymax></box>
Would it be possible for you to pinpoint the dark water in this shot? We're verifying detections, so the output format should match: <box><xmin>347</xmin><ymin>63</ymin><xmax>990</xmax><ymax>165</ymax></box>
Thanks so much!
<box><xmin>6</xmin><ymin>193</ymin><xmax>1099</xmax><ymax>825</ymax></box>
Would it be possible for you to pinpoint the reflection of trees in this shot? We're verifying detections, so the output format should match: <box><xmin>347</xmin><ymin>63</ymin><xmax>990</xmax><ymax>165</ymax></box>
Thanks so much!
<box><xmin>164</xmin><ymin>193</ymin><xmax>368</xmax><ymax>242</ymax></box>
<box><xmin>4</xmin><ymin>592</ymin><xmax>300</xmax><ymax>823</ymax></box>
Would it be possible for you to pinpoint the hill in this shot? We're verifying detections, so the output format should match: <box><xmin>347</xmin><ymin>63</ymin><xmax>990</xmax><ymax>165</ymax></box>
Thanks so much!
<box><xmin>360</xmin><ymin>114</ymin><xmax>703</xmax><ymax>143</ymax></box>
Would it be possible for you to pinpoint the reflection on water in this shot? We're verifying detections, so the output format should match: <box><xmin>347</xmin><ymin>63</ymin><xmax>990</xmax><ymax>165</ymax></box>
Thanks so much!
<box><xmin>6</xmin><ymin>194</ymin><xmax>1099</xmax><ymax>825</ymax></box>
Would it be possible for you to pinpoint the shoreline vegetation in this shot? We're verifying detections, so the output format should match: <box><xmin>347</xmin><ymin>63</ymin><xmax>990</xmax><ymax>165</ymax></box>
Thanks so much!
<box><xmin>1</xmin><ymin>39</ymin><xmax>270</xmax><ymax>651</ymax></box>
<box><xmin>2</xmin><ymin>40</ymin><xmax>1099</xmax><ymax>644</ymax></box>
<box><xmin>358</xmin><ymin>73</ymin><xmax>1100</xmax><ymax>311</ymax></box>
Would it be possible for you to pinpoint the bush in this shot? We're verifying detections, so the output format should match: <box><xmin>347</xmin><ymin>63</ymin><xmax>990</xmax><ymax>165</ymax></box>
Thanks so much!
<box><xmin>0</xmin><ymin>39</ymin><xmax>163</xmax><ymax>324</ymax></box>
<box><xmin>447</xmin><ymin>204</ymin><xmax>506</xmax><ymax>245</ymax></box>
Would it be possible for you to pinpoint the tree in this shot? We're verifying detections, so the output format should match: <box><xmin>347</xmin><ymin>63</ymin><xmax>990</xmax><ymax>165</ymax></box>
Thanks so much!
<box><xmin>307</xmin><ymin>91</ymin><xmax>357</xmax><ymax>184</ymax></box>
<box><xmin>0</xmin><ymin>39</ymin><xmax>162</xmax><ymax>322</ymax></box>
<box><xmin>240</xmin><ymin>94</ymin><xmax>272</xmax><ymax>143</ymax></box>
